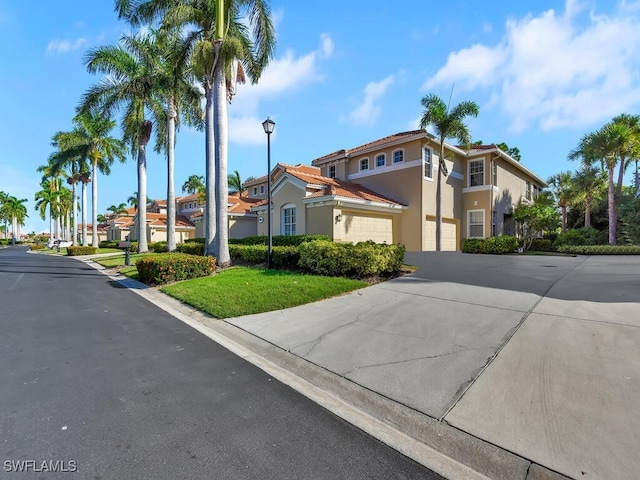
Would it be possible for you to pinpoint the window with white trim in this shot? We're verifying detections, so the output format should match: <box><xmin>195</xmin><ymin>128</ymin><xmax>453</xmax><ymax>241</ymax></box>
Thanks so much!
<box><xmin>492</xmin><ymin>211</ymin><xmax>497</xmax><ymax>237</ymax></box>
<box><xmin>468</xmin><ymin>210</ymin><xmax>484</xmax><ymax>238</ymax></box>
<box><xmin>393</xmin><ymin>150</ymin><xmax>404</xmax><ymax>163</ymax></box>
<box><xmin>469</xmin><ymin>160</ymin><xmax>484</xmax><ymax>187</ymax></box>
<box><xmin>423</xmin><ymin>148</ymin><xmax>432</xmax><ymax>178</ymax></box>
<box><xmin>260</xmin><ymin>185</ymin><xmax>265</xmax><ymax>194</ymax></box>
<box><xmin>328</xmin><ymin>165</ymin><xmax>336</xmax><ymax>178</ymax></box>
<box><xmin>526</xmin><ymin>181</ymin><xmax>531</xmax><ymax>200</ymax></box>
<box><xmin>359</xmin><ymin>158</ymin><xmax>369</xmax><ymax>171</ymax></box>
<box><xmin>253</xmin><ymin>187</ymin><xmax>258</xmax><ymax>195</ymax></box>
<box><xmin>376</xmin><ymin>154</ymin><xmax>385</xmax><ymax>168</ymax></box>
<box><xmin>282</xmin><ymin>205</ymin><xmax>296</xmax><ymax>236</ymax></box>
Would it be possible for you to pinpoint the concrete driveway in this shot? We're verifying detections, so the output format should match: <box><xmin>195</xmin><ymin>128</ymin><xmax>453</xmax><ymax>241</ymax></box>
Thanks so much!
<box><xmin>227</xmin><ymin>252</ymin><xmax>640</xmax><ymax>480</ymax></box>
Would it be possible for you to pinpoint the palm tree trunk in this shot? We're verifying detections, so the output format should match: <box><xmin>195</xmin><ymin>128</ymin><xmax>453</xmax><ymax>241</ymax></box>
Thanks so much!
<box><xmin>214</xmin><ymin>65</ymin><xmax>230</xmax><ymax>266</ymax></box>
<box><xmin>49</xmin><ymin>205</ymin><xmax>53</xmax><ymax>239</ymax></box>
<box><xmin>166</xmin><ymin>99</ymin><xmax>177</xmax><ymax>252</ymax></box>
<box><xmin>584</xmin><ymin>196</ymin><xmax>591</xmax><ymax>228</ymax></box>
<box><xmin>608</xmin><ymin>165</ymin><xmax>616</xmax><ymax>245</ymax></box>
<box><xmin>92</xmin><ymin>160</ymin><xmax>99</xmax><ymax>248</ymax></box>
<box><xmin>66</xmin><ymin>212</ymin><xmax>70</xmax><ymax>241</ymax></box>
<box><xmin>11</xmin><ymin>216</ymin><xmax>16</xmax><ymax>244</ymax></box>
<box><xmin>137</xmin><ymin>144</ymin><xmax>149</xmax><ymax>253</ymax></box>
<box><xmin>82</xmin><ymin>181</ymin><xmax>88</xmax><ymax>246</ymax></box>
<box><xmin>561</xmin><ymin>205</ymin><xmax>567</xmax><ymax>233</ymax></box>
<box><xmin>204</xmin><ymin>83</ymin><xmax>217</xmax><ymax>257</ymax></box>
<box><xmin>435</xmin><ymin>143</ymin><xmax>444</xmax><ymax>251</ymax></box>
<box><xmin>72</xmin><ymin>183</ymin><xmax>78</xmax><ymax>246</ymax></box>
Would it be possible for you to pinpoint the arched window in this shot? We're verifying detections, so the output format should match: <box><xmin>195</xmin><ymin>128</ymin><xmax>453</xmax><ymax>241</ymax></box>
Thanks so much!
<box><xmin>281</xmin><ymin>204</ymin><xmax>296</xmax><ymax>236</ymax></box>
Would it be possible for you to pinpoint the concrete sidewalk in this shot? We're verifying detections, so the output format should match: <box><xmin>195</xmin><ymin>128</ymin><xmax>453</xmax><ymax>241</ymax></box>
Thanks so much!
<box><xmin>82</xmin><ymin>252</ymin><xmax>640</xmax><ymax>480</ymax></box>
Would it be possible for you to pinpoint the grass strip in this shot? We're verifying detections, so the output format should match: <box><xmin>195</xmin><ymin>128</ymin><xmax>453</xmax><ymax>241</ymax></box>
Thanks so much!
<box><xmin>161</xmin><ymin>266</ymin><xmax>367</xmax><ymax>319</ymax></box>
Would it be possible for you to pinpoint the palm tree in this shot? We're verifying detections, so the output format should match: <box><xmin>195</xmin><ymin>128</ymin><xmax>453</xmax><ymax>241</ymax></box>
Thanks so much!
<box><xmin>419</xmin><ymin>94</ymin><xmax>479</xmax><ymax>250</ymax></box>
<box><xmin>97</xmin><ymin>214</ymin><xmax>106</xmax><ymax>224</ymax></box>
<box><xmin>34</xmin><ymin>179</ymin><xmax>59</xmax><ymax>239</ymax></box>
<box><xmin>117</xmin><ymin>0</ymin><xmax>276</xmax><ymax>265</ymax></box>
<box><xmin>570</xmin><ymin>166</ymin><xmax>606</xmax><ymax>228</ymax></box>
<box><xmin>2</xmin><ymin>196</ymin><xmax>28</xmax><ymax>244</ymax></box>
<box><xmin>228</xmin><ymin>169</ymin><xmax>243</xmax><ymax>194</ymax></box>
<box><xmin>108</xmin><ymin>203</ymin><xmax>129</xmax><ymax>216</ymax></box>
<box><xmin>81</xmin><ymin>33</ymin><xmax>167</xmax><ymax>253</ymax></box>
<box><xmin>58</xmin><ymin>110</ymin><xmax>127</xmax><ymax>247</ymax></box>
<box><xmin>127</xmin><ymin>192</ymin><xmax>151</xmax><ymax>212</ymax></box>
<box><xmin>36</xmin><ymin>161</ymin><xmax>65</xmax><ymax>239</ymax></box>
<box><xmin>611</xmin><ymin>114</ymin><xmax>640</xmax><ymax>196</ymax></box>
<box><xmin>547</xmin><ymin>171</ymin><xmax>573</xmax><ymax>233</ymax></box>
<box><xmin>182</xmin><ymin>174</ymin><xmax>205</xmax><ymax>195</ymax></box>
<box><xmin>0</xmin><ymin>191</ymin><xmax>9</xmax><ymax>239</ymax></box>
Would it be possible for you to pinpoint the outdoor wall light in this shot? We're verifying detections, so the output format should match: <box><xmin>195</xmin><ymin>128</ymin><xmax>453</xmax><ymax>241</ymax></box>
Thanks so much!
<box><xmin>335</xmin><ymin>214</ymin><xmax>343</xmax><ymax>223</ymax></box>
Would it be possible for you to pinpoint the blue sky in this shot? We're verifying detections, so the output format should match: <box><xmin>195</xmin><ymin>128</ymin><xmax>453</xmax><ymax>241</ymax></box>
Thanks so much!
<box><xmin>1</xmin><ymin>0</ymin><xmax>639</xmax><ymax>234</ymax></box>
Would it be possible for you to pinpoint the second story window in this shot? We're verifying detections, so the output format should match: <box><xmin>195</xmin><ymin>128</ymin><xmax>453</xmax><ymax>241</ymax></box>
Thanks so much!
<box><xmin>393</xmin><ymin>150</ymin><xmax>404</xmax><ymax>164</ymax></box>
<box><xmin>328</xmin><ymin>165</ymin><xmax>336</xmax><ymax>178</ymax></box>
<box><xmin>360</xmin><ymin>158</ymin><xmax>369</xmax><ymax>171</ymax></box>
<box><xmin>469</xmin><ymin>160</ymin><xmax>484</xmax><ymax>187</ymax></box>
<box><xmin>253</xmin><ymin>187</ymin><xmax>258</xmax><ymax>196</ymax></box>
<box><xmin>526</xmin><ymin>181</ymin><xmax>531</xmax><ymax>200</ymax></box>
<box><xmin>376</xmin><ymin>154</ymin><xmax>385</xmax><ymax>168</ymax></box>
<box><xmin>260</xmin><ymin>185</ymin><xmax>265</xmax><ymax>194</ymax></box>
<box><xmin>423</xmin><ymin>148</ymin><xmax>432</xmax><ymax>178</ymax></box>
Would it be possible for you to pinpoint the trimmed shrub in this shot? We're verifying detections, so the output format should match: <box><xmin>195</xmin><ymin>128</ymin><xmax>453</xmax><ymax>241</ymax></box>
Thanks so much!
<box><xmin>99</xmin><ymin>240</ymin><xmax>119</xmax><ymax>248</ymax></box>
<box><xmin>136</xmin><ymin>253</ymin><xmax>216</xmax><ymax>285</ymax></box>
<box><xmin>553</xmin><ymin>227</ymin><xmax>601</xmax><ymax>248</ymax></box>
<box><xmin>67</xmin><ymin>246</ymin><xmax>98</xmax><ymax>256</ymax></box>
<box><xmin>484</xmin><ymin>236</ymin><xmax>519</xmax><ymax>254</ymax></box>
<box><xmin>150</xmin><ymin>241</ymin><xmax>168</xmax><ymax>253</ymax></box>
<box><xmin>462</xmin><ymin>238</ymin><xmax>486</xmax><ymax>254</ymax></box>
<box><xmin>229</xmin><ymin>244</ymin><xmax>268</xmax><ymax>264</ymax></box>
<box><xmin>230</xmin><ymin>234</ymin><xmax>331</xmax><ymax>247</ymax></box>
<box><xmin>184</xmin><ymin>237</ymin><xmax>206</xmax><ymax>244</ymax></box>
<box><xmin>557</xmin><ymin>245</ymin><xmax>640</xmax><ymax>255</ymax></box>
<box><xmin>271</xmin><ymin>246</ymin><xmax>301</xmax><ymax>269</ymax></box>
<box><xmin>528</xmin><ymin>239</ymin><xmax>554</xmax><ymax>252</ymax></box>
<box><xmin>29</xmin><ymin>244</ymin><xmax>45</xmax><ymax>250</ymax></box>
<box><xmin>177</xmin><ymin>242</ymin><xmax>205</xmax><ymax>256</ymax></box>
<box><xmin>298</xmin><ymin>240</ymin><xmax>405</xmax><ymax>278</ymax></box>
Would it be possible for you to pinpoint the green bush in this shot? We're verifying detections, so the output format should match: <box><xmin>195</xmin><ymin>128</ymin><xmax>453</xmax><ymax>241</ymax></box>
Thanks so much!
<box><xmin>484</xmin><ymin>236</ymin><xmax>519</xmax><ymax>254</ymax></box>
<box><xmin>528</xmin><ymin>239</ymin><xmax>554</xmax><ymax>252</ymax></box>
<box><xmin>99</xmin><ymin>240</ymin><xmax>119</xmax><ymax>248</ymax></box>
<box><xmin>177</xmin><ymin>242</ymin><xmax>205</xmax><ymax>256</ymax></box>
<box><xmin>184</xmin><ymin>237</ymin><xmax>206</xmax><ymax>244</ymax></box>
<box><xmin>271</xmin><ymin>246</ymin><xmax>301</xmax><ymax>269</ymax></box>
<box><xmin>298</xmin><ymin>240</ymin><xmax>405</xmax><ymax>278</ymax></box>
<box><xmin>229</xmin><ymin>244</ymin><xmax>268</xmax><ymax>264</ymax></box>
<box><xmin>554</xmin><ymin>227</ymin><xmax>601</xmax><ymax>248</ymax></box>
<box><xmin>136</xmin><ymin>253</ymin><xmax>216</xmax><ymax>285</ymax></box>
<box><xmin>462</xmin><ymin>238</ymin><xmax>486</xmax><ymax>254</ymax></box>
<box><xmin>29</xmin><ymin>244</ymin><xmax>45</xmax><ymax>250</ymax></box>
<box><xmin>67</xmin><ymin>246</ymin><xmax>98</xmax><ymax>256</ymax></box>
<box><xmin>150</xmin><ymin>241</ymin><xmax>168</xmax><ymax>253</ymax></box>
<box><xmin>557</xmin><ymin>245</ymin><xmax>640</xmax><ymax>255</ymax></box>
<box><xmin>230</xmin><ymin>234</ymin><xmax>331</xmax><ymax>246</ymax></box>
<box><xmin>0</xmin><ymin>239</ymin><xmax>10</xmax><ymax>245</ymax></box>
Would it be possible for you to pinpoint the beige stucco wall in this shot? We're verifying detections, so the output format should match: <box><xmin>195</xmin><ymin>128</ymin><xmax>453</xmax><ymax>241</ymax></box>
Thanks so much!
<box><xmin>334</xmin><ymin>210</ymin><xmax>395</xmax><ymax>244</ymax></box>
<box><xmin>229</xmin><ymin>216</ymin><xmax>257</xmax><ymax>238</ymax></box>
<box><xmin>305</xmin><ymin>204</ymin><xmax>335</xmax><ymax>237</ymax></box>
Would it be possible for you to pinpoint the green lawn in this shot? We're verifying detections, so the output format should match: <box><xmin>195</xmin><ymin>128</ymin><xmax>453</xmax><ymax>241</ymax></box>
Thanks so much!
<box><xmin>161</xmin><ymin>266</ymin><xmax>367</xmax><ymax>319</ymax></box>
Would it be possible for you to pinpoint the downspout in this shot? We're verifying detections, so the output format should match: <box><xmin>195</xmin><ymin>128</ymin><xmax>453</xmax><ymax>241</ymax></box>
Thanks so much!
<box><xmin>489</xmin><ymin>153</ymin><xmax>495</xmax><ymax>238</ymax></box>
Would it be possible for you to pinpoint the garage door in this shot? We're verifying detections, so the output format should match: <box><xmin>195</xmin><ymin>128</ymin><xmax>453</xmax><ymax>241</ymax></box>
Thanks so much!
<box><xmin>425</xmin><ymin>219</ymin><xmax>458</xmax><ymax>251</ymax></box>
<box><xmin>343</xmin><ymin>213</ymin><xmax>393</xmax><ymax>244</ymax></box>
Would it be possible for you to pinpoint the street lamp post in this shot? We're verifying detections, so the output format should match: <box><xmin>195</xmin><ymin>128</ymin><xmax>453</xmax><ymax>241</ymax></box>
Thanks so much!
<box><xmin>262</xmin><ymin>117</ymin><xmax>275</xmax><ymax>269</ymax></box>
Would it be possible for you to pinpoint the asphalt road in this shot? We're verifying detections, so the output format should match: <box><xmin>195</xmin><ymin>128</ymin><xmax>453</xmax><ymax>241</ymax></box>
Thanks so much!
<box><xmin>0</xmin><ymin>247</ymin><xmax>442</xmax><ymax>480</ymax></box>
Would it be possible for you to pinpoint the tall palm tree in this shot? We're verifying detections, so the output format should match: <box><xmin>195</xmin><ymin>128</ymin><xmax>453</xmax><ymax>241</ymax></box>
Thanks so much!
<box><xmin>419</xmin><ymin>94</ymin><xmax>479</xmax><ymax>251</ymax></box>
<box><xmin>36</xmin><ymin>162</ymin><xmax>65</xmax><ymax>239</ymax></box>
<box><xmin>0</xmin><ymin>191</ymin><xmax>9</xmax><ymax>239</ymax></box>
<box><xmin>127</xmin><ymin>192</ymin><xmax>151</xmax><ymax>212</ymax></box>
<box><xmin>228</xmin><ymin>169</ymin><xmax>243</xmax><ymax>194</ymax></box>
<box><xmin>108</xmin><ymin>203</ymin><xmax>129</xmax><ymax>216</ymax></box>
<box><xmin>2</xmin><ymin>196</ymin><xmax>28</xmax><ymax>244</ymax></box>
<box><xmin>59</xmin><ymin>110</ymin><xmax>127</xmax><ymax>247</ymax></box>
<box><xmin>570</xmin><ymin>166</ymin><xmax>606</xmax><ymax>228</ymax></box>
<box><xmin>547</xmin><ymin>171</ymin><xmax>573</xmax><ymax>233</ymax></box>
<box><xmin>611</xmin><ymin>114</ymin><xmax>640</xmax><ymax>196</ymax></box>
<box><xmin>117</xmin><ymin>0</ymin><xmax>276</xmax><ymax>266</ymax></box>
<box><xmin>182</xmin><ymin>174</ymin><xmax>205</xmax><ymax>195</ymax></box>
<box><xmin>34</xmin><ymin>179</ymin><xmax>58</xmax><ymax>239</ymax></box>
<box><xmin>81</xmin><ymin>33</ymin><xmax>167</xmax><ymax>253</ymax></box>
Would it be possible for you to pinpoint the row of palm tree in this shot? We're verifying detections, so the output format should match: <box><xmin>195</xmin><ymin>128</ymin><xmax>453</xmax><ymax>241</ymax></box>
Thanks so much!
<box><xmin>567</xmin><ymin>114</ymin><xmax>640</xmax><ymax>244</ymax></box>
<box><xmin>0</xmin><ymin>191</ymin><xmax>28</xmax><ymax>244</ymax></box>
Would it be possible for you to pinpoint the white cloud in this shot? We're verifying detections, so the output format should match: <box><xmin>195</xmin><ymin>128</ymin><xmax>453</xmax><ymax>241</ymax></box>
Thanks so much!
<box><xmin>348</xmin><ymin>75</ymin><xmax>395</xmax><ymax>126</ymax></box>
<box><xmin>482</xmin><ymin>22</ymin><xmax>493</xmax><ymax>33</ymax></box>
<box><xmin>45</xmin><ymin>37</ymin><xmax>87</xmax><ymax>55</ymax></box>
<box><xmin>422</xmin><ymin>0</ymin><xmax>640</xmax><ymax>131</ymax></box>
<box><xmin>228</xmin><ymin>33</ymin><xmax>333</xmax><ymax>146</ymax></box>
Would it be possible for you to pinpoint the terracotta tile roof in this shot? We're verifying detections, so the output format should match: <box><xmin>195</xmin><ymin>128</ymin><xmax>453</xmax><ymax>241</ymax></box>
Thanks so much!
<box><xmin>187</xmin><ymin>194</ymin><xmax>260</xmax><ymax>219</ymax></box>
<box><xmin>77</xmin><ymin>224</ymin><xmax>107</xmax><ymax>232</ymax></box>
<box><xmin>253</xmin><ymin>164</ymin><xmax>403</xmax><ymax>206</ymax></box>
<box><xmin>312</xmin><ymin>130</ymin><xmax>424</xmax><ymax>163</ymax></box>
<box><xmin>243</xmin><ymin>175</ymin><xmax>267</xmax><ymax>186</ymax></box>
<box><xmin>176</xmin><ymin>193</ymin><xmax>201</xmax><ymax>203</ymax></box>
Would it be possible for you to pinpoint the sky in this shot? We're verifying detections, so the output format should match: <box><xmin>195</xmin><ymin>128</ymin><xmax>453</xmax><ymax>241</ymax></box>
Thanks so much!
<box><xmin>1</xmin><ymin>0</ymin><xmax>639</xmax><ymax>234</ymax></box>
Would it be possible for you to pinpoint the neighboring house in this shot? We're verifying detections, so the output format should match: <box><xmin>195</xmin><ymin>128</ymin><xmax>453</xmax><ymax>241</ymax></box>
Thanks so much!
<box><xmin>190</xmin><ymin>193</ymin><xmax>260</xmax><ymax>239</ymax></box>
<box><xmin>77</xmin><ymin>224</ymin><xmax>108</xmax><ymax>244</ymax></box>
<box><xmin>245</xmin><ymin>130</ymin><xmax>546</xmax><ymax>251</ymax></box>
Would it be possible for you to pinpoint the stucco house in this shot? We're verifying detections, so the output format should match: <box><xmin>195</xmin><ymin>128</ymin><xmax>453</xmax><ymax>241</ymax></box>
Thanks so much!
<box><xmin>245</xmin><ymin>130</ymin><xmax>547</xmax><ymax>251</ymax></box>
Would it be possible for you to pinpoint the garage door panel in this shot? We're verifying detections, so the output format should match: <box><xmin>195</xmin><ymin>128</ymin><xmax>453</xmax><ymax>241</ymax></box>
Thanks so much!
<box><xmin>425</xmin><ymin>219</ymin><xmax>457</xmax><ymax>251</ymax></box>
<box><xmin>343</xmin><ymin>214</ymin><xmax>393</xmax><ymax>244</ymax></box>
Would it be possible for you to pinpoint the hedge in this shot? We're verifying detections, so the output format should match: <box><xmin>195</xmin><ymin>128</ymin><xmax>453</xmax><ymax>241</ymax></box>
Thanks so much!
<box><xmin>557</xmin><ymin>245</ymin><xmax>640</xmax><ymax>255</ymax></box>
<box><xmin>230</xmin><ymin>234</ymin><xmax>331</xmax><ymax>247</ymax></box>
<box><xmin>67</xmin><ymin>246</ymin><xmax>98</xmax><ymax>256</ymax></box>
<box><xmin>150</xmin><ymin>241</ymin><xmax>167</xmax><ymax>253</ymax></box>
<box><xmin>553</xmin><ymin>227</ymin><xmax>603</xmax><ymax>248</ymax></box>
<box><xmin>229</xmin><ymin>244</ymin><xmax>301</xmax><ymax>269</ymax></box>
<box><xmin>99</xmin><ymin>240</ymin><xmax>119</xmax><ymax>248</ymax></box>
<box><xmin>136</xmin><ymin>253</ymin><xmax>216</xmax><ymax>285</ymax></box>
<box><xmin>528</xmin><ymin>239</ymin><xmax>554</xmax><ymax>252</ymax></box>
<box><xmin>177</xmin><ymin>242</ymin><xmax>205</xmax><ymax>256</ymax></box>
<box><xmin>184</xmin><ymin>237</ymin><xmax>206</xmax><ymax>244</ymax></box>
<box><xmin>29</xmin><ymin>244</ymin><xmax>46</xmax><ymax>250</ymax></box>
<box><xmin>462</xmin><ymin>236</ymin><xmax>518</xmax><ymax>254</ymax></box>
<box><xmin>298</xmin><ymin>240</ymin><xmax>405</xmax><ymax>278</ymax></box>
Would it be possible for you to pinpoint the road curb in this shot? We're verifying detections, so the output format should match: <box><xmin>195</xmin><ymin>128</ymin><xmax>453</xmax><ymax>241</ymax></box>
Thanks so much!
<box><xmin>79</xmin><ymin>257</ymin><xmax>575</xmax><ymax>480</ymax></box>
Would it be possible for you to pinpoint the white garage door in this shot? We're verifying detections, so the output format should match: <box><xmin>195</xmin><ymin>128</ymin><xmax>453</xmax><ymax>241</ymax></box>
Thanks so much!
<box><xmin>343</xmin><ymin>214</ymin><xmax>393</xmax><ymax>244</ymax></box>
<box><xmin>425</xmin><ymin>219</ymin><xmax>458</xmax><ymax>251</ymax></box>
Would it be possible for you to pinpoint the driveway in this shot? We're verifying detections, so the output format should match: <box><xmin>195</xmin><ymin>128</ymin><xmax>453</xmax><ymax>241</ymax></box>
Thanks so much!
<box><xmin>227</xmin><ymin>252</ymin><xmax>640</xmax><ymax>480</ymax></box>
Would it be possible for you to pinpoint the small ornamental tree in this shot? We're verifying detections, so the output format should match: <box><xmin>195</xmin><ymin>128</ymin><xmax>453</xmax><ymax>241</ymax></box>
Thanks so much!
<box><xmin>513</xmin><ymin>192</ymin><xmax>560</xmax><ymax>251</ymax></box>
